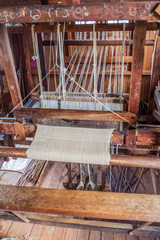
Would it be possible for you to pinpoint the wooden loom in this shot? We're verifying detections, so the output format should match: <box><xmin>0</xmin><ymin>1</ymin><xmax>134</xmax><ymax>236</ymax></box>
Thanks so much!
<box><xmin>0</xmin><ymin>1</ymin><xmax>160</xmax><ymax>237</ymax></box>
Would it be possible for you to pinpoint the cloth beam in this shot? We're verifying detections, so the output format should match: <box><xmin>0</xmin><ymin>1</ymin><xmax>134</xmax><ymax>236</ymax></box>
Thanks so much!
<box><xmin>26</xmin><ymin>125</ymin><xmax>114</xmax><ymax>165</ymax></box>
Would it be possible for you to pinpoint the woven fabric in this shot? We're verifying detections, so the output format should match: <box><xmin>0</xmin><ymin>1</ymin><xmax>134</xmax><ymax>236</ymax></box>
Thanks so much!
<box><xmin>26</xmin><ymin>125</ymin><xmax>114</xmax><ymax>165</ymax></box>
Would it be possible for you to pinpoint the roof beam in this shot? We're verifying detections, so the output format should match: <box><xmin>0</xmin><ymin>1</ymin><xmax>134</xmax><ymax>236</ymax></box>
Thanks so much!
<box><xmin>7</xmin><ymin>22</ymin><xmax>160</xmax><ymax>34</ymax></box>
<box><xmin>0</xmin><ymin>2</ymin><xmax>159</xmax><ymax>23</ymax></box>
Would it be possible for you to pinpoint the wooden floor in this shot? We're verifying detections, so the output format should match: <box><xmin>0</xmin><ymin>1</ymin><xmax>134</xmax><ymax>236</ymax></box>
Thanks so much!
<box><xmin>0</xmin><ymin>162</ymin><xmax>159</xmax><ymax>240</ymax></box>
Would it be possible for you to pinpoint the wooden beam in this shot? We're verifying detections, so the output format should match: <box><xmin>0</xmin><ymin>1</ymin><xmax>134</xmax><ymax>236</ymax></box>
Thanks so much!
<box><xmin>129</xmin><ymin>21</ymin><xmax>147</xmax><ymax>115</ymax></box>
<box><xmin>0</xmin><ymin>3</ymin><xmax>158</xmax><ymax>23</ymax></box>
<box><xmin>21</xmin><ymin>33</ymin><xmax>33</xmax><ymax>93</ymax></box>
<box><xmin>1</xmin><ymin>211</ymin><xmax>160</xmax><ymax>237</ymax></box>
<box><xmin>148</xmin><ymin>33</ymin><xmax>160</xmax><ymax>115</ymax></box>
<box><xmin>0</xmin><ymin>185</ymin><xmax>160</xmax><ymax>222</ymax></box>
<box><xmin>0</xmin><ymin>24</ymin><xmax>22</xmax><ymax>107</ymax></box>
<box><xmin>7</xmin><ymin>22</ymin><xmax>160</xmax><ymax>34</ymax></box>
<box><xmin>42</xmin><ymin>39</ymin><xmax>154</xmax><ymax>46</ymax></box>
<box><xmin>13</xmin><ymin>108</ymin><xmax>137</xmax><ymax>123</ymax></box>
<box><xmin>0</xmin><ymin>147</ymin><xmax>159</xmax><ymax>169</ymax></box>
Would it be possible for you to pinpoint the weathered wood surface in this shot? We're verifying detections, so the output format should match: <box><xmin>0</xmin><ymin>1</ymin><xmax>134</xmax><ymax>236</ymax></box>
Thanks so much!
<box><xmin>1</xmin><ymin>212</ymin><xmax>160</xmax><ymax>237</ymax></box>
<box><xmin>148</xmin><ymin>34</ymin><xmax>160</xmax><ymax>115</ymax></box>
<box><xmin>129</xmin><ymin>21</ymin><xmax>147</xmax><ymax>115</ymax></box>
<box><xmin>7</xmin><ymin>22</ymin><xmax>160</xmax><ymax>34</ymax></box>
<box><xmin>42</xmin><ymin>39</ymin><xmax>154</xmax><ymax>46</ymax></box>
<box><xmin>110</xmin><ymin>154</ymin><xmax>160</xmax><ymax>169</ymax></box>
<box><xmin>0</xmin><ymin>3</ymin><xmax>159</xmax><ymax>23</ymax></box>
<box><xmin>0</xmin><ymin>24</ymin><xmax>22</xmax><ymax>107</ymax></box>
<box><xmin>13</xmin><ymin>108</ymin><xmax>137</xmax><ymax>123</ymax></box>
<box><xmin>0</xmin><ymin>185</ymin><xmax>160</xmax><ymax>222</ymax></box>
<box><xmin>0</xmin><ymin>147</ymin><xmax>159</xmax><ymax>169</ymax></box>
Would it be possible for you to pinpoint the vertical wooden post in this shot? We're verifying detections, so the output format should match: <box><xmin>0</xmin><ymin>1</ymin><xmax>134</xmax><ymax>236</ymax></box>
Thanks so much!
<box><xmin>148</xmin><ymin>33</ymin><xmax>160</xmax><ymax>115</ymax></box>
<box><xmin>0</xmin><ymin>24</ymin><xmax>22</xmax><ymax>108</ymax></box>
<box><xmin>21</xmin><ymin>33</ymin><xmax>33</xmax><ymax>94</ymax></box>
<box><xmin>37</xmin><ymin>33</ymin><xmax>48</xmax><ymax>90</ymax></box>
<box><xmin>128</xmin><ymin>21</ymin><xmax>147</xmax><ymax>115</ymax></box>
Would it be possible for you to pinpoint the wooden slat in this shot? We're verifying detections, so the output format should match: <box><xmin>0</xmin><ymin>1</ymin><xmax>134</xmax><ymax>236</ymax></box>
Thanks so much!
<box><xmin>148</xmin><ymin>34</ymin><xmax>160</xmax><ymax>115</ymax></box>
<box><xmin>0</xmin><ymin>3</ymin><xmax>158</xmax><ymax>24</ymax></box>
<box><xmin>0</xmin><ymin>24</ymin><xmax>22</xmax><ymax>107</ymax></box>
<box><xmin>0</xmin><ymin>147</ymin><xmax>159</xmax><ymax>169</ymax></box>
<box><xmin>42</xmin><ymin>39</ymin><xmax>154</xmax><ymax>46</ymax></box>
<box><xmin>0</xmin><ymin>185</ymin><xmax>160</xmax><ymax>222</ymax></box>
<box><xmin>13</xmin><ymin>108</ymin><xmax>137</xmax><ymax>123</ymax></box>
<box><xmin>7</xmin><ymin>22</ymin><xmax>160</xmax><ymax>34</ymax></box>
<box><xmin>129</xmin><ymin>21</ymin><xmax>147</xmax><ymax>115</ymax></box>
<box><xmin>1</xmin><ymin>212</ymin><xmax>160</xmax><ymax>237</ymax></box>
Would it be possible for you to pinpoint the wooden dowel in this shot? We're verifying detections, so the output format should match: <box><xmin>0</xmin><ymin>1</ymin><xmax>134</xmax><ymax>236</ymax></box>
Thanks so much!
<box><xmin>0</xmin><ymin>147</ymin><xmax>159</xmax><ymax>169</ymax></box>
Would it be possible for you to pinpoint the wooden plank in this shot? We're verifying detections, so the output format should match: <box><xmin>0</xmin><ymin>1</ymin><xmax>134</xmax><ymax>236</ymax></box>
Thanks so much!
<box><xmin>129</xmin><ymin>21</ymin><xmax>147</xmax><ymax>115</ymax></box>
<box><xmin>7</xmin><ymin>22</ymin><xmax>160</xmax><ymax>34</ymax></box>
<box><xmin>1</xmin><ymin>211</ymin><xmax>160</xmax><ymax>237</ymax></box>
<box><xmin>0</xmin><ymin>220</ymin><xmax>12</xmax><ymax>239</ymax></box>
<box><xmin>1</xmin><ymin>185</ymin><xmax>160</xmax><ymax>222</ymax></box>
<box><xmin>13</xmin><ymin>108</ymin><xmax>137</xmax><ymax>123</ymax></box>
<box><xmin>0</xmin><ymin>3</ymin><xmax>158</xmax><ymax>24</ymax></box>
<box><xmin>148</xmin><ymin>34</ymin><xmax>160</xmax><ymax>115</ymax></box>
<box><xmin>136</xmin><ymin>129</ymin><xmax>160</xmax><ymax>145</ymax></box>
<box><xmin>0</xmin><ymin>24</ymin><xmax>22</xmax><ymax>107</ymax></box>
<box><xmin>42</xmin><ymin>39</ymin><xmax>154</xmax><ymax>46</ymax></box>
<box><xmin>0</xmin><ymin>147</ymin><xmax>160</xmax><ymax>169</ymax></box>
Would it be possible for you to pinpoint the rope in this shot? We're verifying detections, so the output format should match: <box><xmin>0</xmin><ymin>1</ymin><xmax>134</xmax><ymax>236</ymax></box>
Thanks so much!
<box><xmin>81</xmin><ymin>48</ymin><xmax>93</xmax><ymax>92</ymax></box>
<box><xmin>31</xmin><ymin>25</ymin><xmax>44</xmax><ymax>103</ymax></box>
<box><xmin>93</xmin><ymin>24</ymin><xmax>97</xmax><ymax>97</ymax></box>
<box><xmin>108</xmin><ymin>31</ymin><xmax>115</xmax><ymax>94</ymax></box>
<box><xmin>75</xmin><ymin>46</ymin><xmax>92</xmax><ymax>92</ymax></box>
<box><xmin>56</xmin><ymin>64</ymin><xmax>136</xmax><ymax>128</ymax></box>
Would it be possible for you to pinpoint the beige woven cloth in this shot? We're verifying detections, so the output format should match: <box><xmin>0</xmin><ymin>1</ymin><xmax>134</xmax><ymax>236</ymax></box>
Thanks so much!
<box><xmin>26</xmin><ymin>125</ymin><xmax>114</xmax><ymax>165</ymax></box>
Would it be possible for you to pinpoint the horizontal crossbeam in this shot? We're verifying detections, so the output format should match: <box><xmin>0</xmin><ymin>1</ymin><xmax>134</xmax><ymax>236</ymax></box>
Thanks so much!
<box><xmin>0</xmin><ymin>185</ymin><xmax>160</xmax><ymax>222</ymax></box>
<box><xmin>0</xmin><ymin>2</ymin><xmax>159</xmax><ymax>23</ymax></box>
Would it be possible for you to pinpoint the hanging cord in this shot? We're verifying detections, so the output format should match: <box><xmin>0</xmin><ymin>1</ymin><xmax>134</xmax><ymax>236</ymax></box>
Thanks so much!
<box><xmin>81</xmin><ymin>48</ymin><xmax>94</xmax><ymax>92</ymax></box>
<box><xmin>48</xmin><ymin>31</ymin><xmax>53</xmax><ymax>91</ymax></box>
<box><xmin>93</xmin><ymin>24</ymin><xmax>97</xmax><ymax>97</ymax></box>
<box><xmin>114</xmin><ymin>31</ymin><xmax>119</xmax><ymax>93</ymax></box>
<box><xmin>108</xmin><ymin>31</ymin><xmax>115</xmax><ymax>94</ymax></box>
<box><xmin>56</xmin><ymin>64</ymin><xmax>136</xmax><ymax>128</ymax></box>
<box><xmin>31</xmin><ymin>25</ymin><xmax>44</xmax><ymax>104</ymax></box>
<box><xmin>57</xmin><ymin>23</ymin><xmax>66</xmax><ymax>98</ymax></box>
